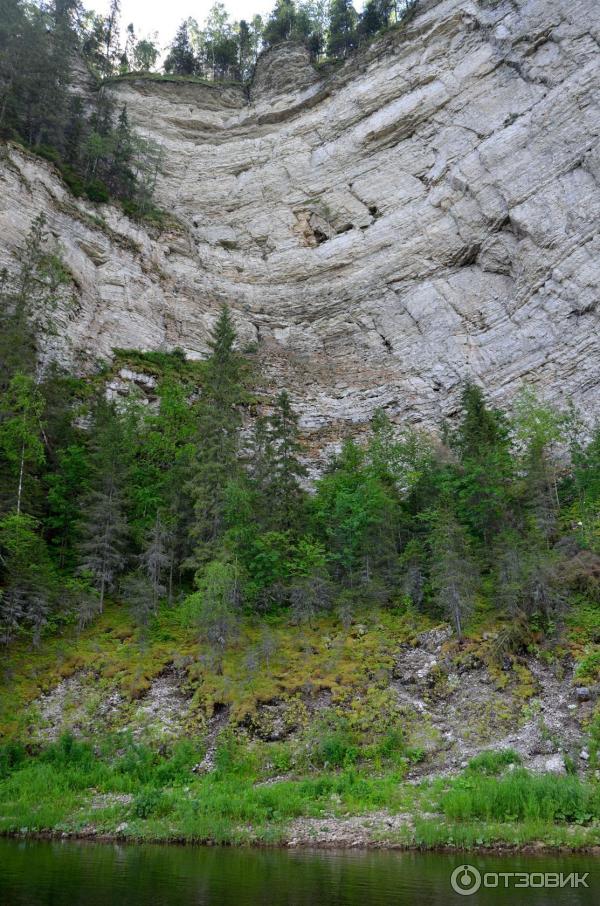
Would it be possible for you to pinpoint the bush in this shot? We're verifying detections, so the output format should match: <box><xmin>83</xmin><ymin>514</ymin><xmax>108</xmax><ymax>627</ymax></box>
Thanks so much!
<box><xmin>0</xmin><ymin>741</ymin><xmax>26</xmax><ymax>780</ymax></box>
<box><xmin>312</xmin><ymin>730</ymin><xmax>359</xmax><ymax>769</ymax></box>
<box><xmin>60</xmin><ymin>164</ymin><xmax>85</xmax><ymax>197</ymax></box>
<box><xmin>85</xmin><ymin>179</ymin><xmax>110</xmax><ymax>203</ymax></box>
<box><xmin>42</xmin><ymin>733</ymin><xmax>94</xmax><ymax>769</ymax></box>
<box><xmin>133</xmin><ymin>788</ymin><xmax>173</xmax><ymax>819</ymax></box>
<box><xmin>34</xmin><ymin>144</ymin><xmax>60</xmax><ymax>164</ymax></box>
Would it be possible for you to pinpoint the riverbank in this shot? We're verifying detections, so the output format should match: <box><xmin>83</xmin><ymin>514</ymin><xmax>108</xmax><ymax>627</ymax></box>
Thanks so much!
<box><xmin>1</xmin><ymin>737</ymin><xmax>599</xmax><ymax>852</ymax></box>
<box><xmin>2</xmin><ymin>821</ymin><xmax>600</xmax><ymax>854</ymax></box>
<box><xmin>1</xmin><ymin>605</ymin><xmax>599</xmax><ymax>854</ymax></box>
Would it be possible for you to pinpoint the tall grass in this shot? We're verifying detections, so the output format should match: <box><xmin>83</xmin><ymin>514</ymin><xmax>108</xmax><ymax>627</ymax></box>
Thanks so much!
<box><xmin>442</xmin><ymin>769</ymin><xmax>600</xmax><ymax>823</ymax></box>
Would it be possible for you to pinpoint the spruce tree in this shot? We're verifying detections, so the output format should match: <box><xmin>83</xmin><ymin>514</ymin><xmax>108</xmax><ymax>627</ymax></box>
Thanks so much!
<box><xmin>77</xmin><ymin>402</ymin><xmax>129</xmax><ymax>611</ymax></box>
<box><xmin>327</xmin><ymin>0</ymin><xmax>357</xmax><ymax>58</ymax></box>
<box><xmin>164</xmin><ymin>21</ymin><xmax>197</xmax><ymax>75</ymax></box>
<box><xmin>265</xmin><ymin>390</ymin><xmax>307</xmax><ymax>532</ymax></box>
<box><xmin>445</xmin><ymin>381</ymin><xmax>513</xmax><ymax>546</ymax></box>
<box><xmin>429</xmin><ymin>505</ymin><xmax>478</xmax><ymax>638</ymax></box>
<box><xmin>188</xmin><ymin>306</ymin><xmax>243</xmax><ymax>571</ymax></box>
<box><xmin>140</xmin><ymin>511</ymin><xmax>171</xmax><ymax>608</ymax></box>
<box><xmin>0</xmin><ymin>513</ymin><xmax>54</xmax><ymax>645</ymax></box>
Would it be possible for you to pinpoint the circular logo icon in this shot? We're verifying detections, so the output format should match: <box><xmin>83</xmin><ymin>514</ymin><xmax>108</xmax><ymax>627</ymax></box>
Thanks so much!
<box><xmin>451</xmin><ymin>864</ymin><xmax>482</xmax><ymax>896</ymax></box>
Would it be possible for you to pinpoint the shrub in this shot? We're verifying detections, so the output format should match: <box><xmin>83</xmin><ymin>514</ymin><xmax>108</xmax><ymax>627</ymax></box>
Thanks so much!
<box><xmin>85</xmin><ymin>179</ymin><xmax>110</xmax><ymax>203</ymax></box>
<box><xmin>312</xmin><ymin>730</ymin><xmax>359</xmax><ymax>769</ymax></box>
<box><xmin>0</xmin><ymin>741</ymin><xmax>26</xmax><ymax>779</ymax></box>
<box><xmin>133</xmin><ymin>788</ymin><xmax>173</xmax><ymax>819</ymax></box>
<box><xmin>60</xmin><ymin>164</ymin><xmax>85</xmax><ymax>198</ymax></box>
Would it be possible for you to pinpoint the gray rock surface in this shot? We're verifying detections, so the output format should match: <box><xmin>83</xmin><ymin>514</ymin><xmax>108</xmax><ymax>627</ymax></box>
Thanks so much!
<box><xmin>0</xmin><ymin>0</ymin><xmax>598</xmax><ymax>444</ymax></box>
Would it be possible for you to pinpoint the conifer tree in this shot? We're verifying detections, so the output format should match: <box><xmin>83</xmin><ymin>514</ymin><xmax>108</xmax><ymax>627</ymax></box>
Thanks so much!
<box><xmin>0</xmin><ymin>513</ymin><xmax>54</xmax><ymax>645</ymax></box>
<box><xmin>77</xmin><ymin>402</ymin><xmax>129</xmax><ymax>611</ymax></box>
<box><xmin>327</xmin><ymin>0</ymin><xmax>357</xmax><ymax>58</ymax></box>
<box><xmin>188</xmin><ymin>306</ymin><xmax>243</xmax><ymax>571</ymax></box>
<box><xmin>140</xmin><ymin>511</ymin><xmax>171</xmax><ymax>608</ymax></box>
<box><xmin>445</xmin><ymin>381</ymin><xmax>513</xmax><ymax>546</ymax></box>
<box><xmin>265</xmin><ymin>390</ymin><xmax>307</xmax><ymax>532</ymax></box>
<box><xmin>164</xmin><ymin>21</ymin><xmax>197</xmax><ymax>75</ymax></box>
<box><xmin>429</xmin><ymin>505</ymin><xmax>478</xmax><ymax>638</ymax></box>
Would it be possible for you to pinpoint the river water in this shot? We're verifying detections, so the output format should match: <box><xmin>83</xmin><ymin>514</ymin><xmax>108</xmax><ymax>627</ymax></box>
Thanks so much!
<box><xmin>0</xmin><ymin>839</ymin><xmax>597</xmax><ymax>905</ymax></box>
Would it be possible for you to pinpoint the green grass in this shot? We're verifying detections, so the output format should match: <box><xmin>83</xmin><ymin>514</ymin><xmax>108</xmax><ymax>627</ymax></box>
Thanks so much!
<box><xmin>412</xmin><ymin>817</ymin><xmax>599</xmax><ymax>850</ymax></box>
<box><xmin>1</xmin><ymin>735</ymin><xmax>598</xmax><ymax>848</ymax></box>
<box><xmin>441</xmin><ymin>769</ymin><xmax>600</xmax><ymax>824</ymax></box>
<box><xmin>1</xmin><ymin>602</ymin><xmax>600</xmax><ymax>850</ymax></box>
<box><xmin>0</xmin><ymin>733</ymin><xmax>416</xmax><ymax>843</ymax></box>
<box><xmin>466</xmin><ymin>748</ymin><xmax>522</xmax><ymax>775</ymax></box>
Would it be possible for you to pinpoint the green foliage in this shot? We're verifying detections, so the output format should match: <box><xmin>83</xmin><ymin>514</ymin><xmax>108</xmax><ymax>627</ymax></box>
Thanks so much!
<box><xmin>311</xmin><ymin>728</ymin><xmax>359</xmax><ymax>768</ymax></box>
<box><xmin>180</xmin><ymin>559</ymin><xmax>242</xmax><ymax>651</ymax></box>
<box><xmin>2</xmin><ymin>214</ymin><xmax>600</xmax><ymax>655</ymax></box>
<box><xmin>0</xmin><ymin>373</ymin><xmax>45</xmax><ymax>513</ymax></box>
<box><xmin>442</xmin><ymin>769</ymin><xmax>600</xmax><ymax>824</ymax></box>
<box><xmin>312</xmin><ymin>439</ymin><xmax>399</xmax><ymax>588</ymax></box>
<box><xmin>466</xmin><ymin>749</ymin><xmax>522</xmax><ymax>775</ymax></box>
<box><xmin>0</xmin><ymin>740</ymin><xmax>26</xmax><ymax>780</ymax></box>
<box><xmin>187</xmin><ymin>306</ymin><xmax>244</xmax><ymax>570</ymax></box>
<box><xmin>1</xmin><ymin>4</ymin><xmax>162</xmax><ymax>210</ymax></box>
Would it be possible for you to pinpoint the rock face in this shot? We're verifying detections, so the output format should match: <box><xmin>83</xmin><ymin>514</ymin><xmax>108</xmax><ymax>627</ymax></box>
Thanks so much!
<box><xmin>0</xmin><ymin>0</ymin><xmax>599</xmax><ymax>441</ymax></box>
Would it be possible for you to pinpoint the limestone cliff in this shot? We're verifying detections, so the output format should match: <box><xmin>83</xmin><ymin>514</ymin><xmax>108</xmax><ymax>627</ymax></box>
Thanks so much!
<box><xmin>0</xmin><ymin>0</ymin><xmax>599</xmax><ymax>443</ymax></box>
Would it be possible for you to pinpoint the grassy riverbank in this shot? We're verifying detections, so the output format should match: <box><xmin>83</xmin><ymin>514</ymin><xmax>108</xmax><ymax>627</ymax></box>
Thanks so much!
<box><xmin>1</xmin><ymin>603</ymin><xmax>599</xmax><ymax>851</ymax></box>
<box><xmin>1</xmin><ymin>735</ymin><xmax>599</xmax><ymax>850</ymax></box>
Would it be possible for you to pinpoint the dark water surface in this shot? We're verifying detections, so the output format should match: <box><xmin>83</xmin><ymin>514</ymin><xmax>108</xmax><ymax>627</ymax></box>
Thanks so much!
<box><xmin>0</xmin><ymin>838</ymin><xmax>597</xmax><ymax>905</ymax></box>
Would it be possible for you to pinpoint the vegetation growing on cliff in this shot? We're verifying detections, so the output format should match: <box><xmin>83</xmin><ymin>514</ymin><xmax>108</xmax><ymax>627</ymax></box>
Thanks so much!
<box><xmin>161</xmin><ymin>0</ymin><xmax>419</xmax><ymax>82</ymax></box>
<box><xmin>0</xmin><ymin>216</ymin><xmax>599</xmax><ymax>848</ymax></box>
<box><xmin>0</xmin><ymin>1</ymin><xmax>162</xmax><ymax>211</ymax></box>
<box><xmin>1</xmin><ymin>216</ymin><xmax>600</xmax><ymax>660</ymax></box>
<box><xmin>0</xmin><ymin>1</ymin><xmax>419</xmax><ymax>216</ymax></box>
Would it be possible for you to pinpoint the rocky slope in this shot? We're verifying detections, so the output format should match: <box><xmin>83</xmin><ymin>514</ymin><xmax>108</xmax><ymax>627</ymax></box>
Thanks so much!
<box><xmin>0</xmin><ymin>0</ymin><xmax>599</xmax><ymax>442</ymax></box>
